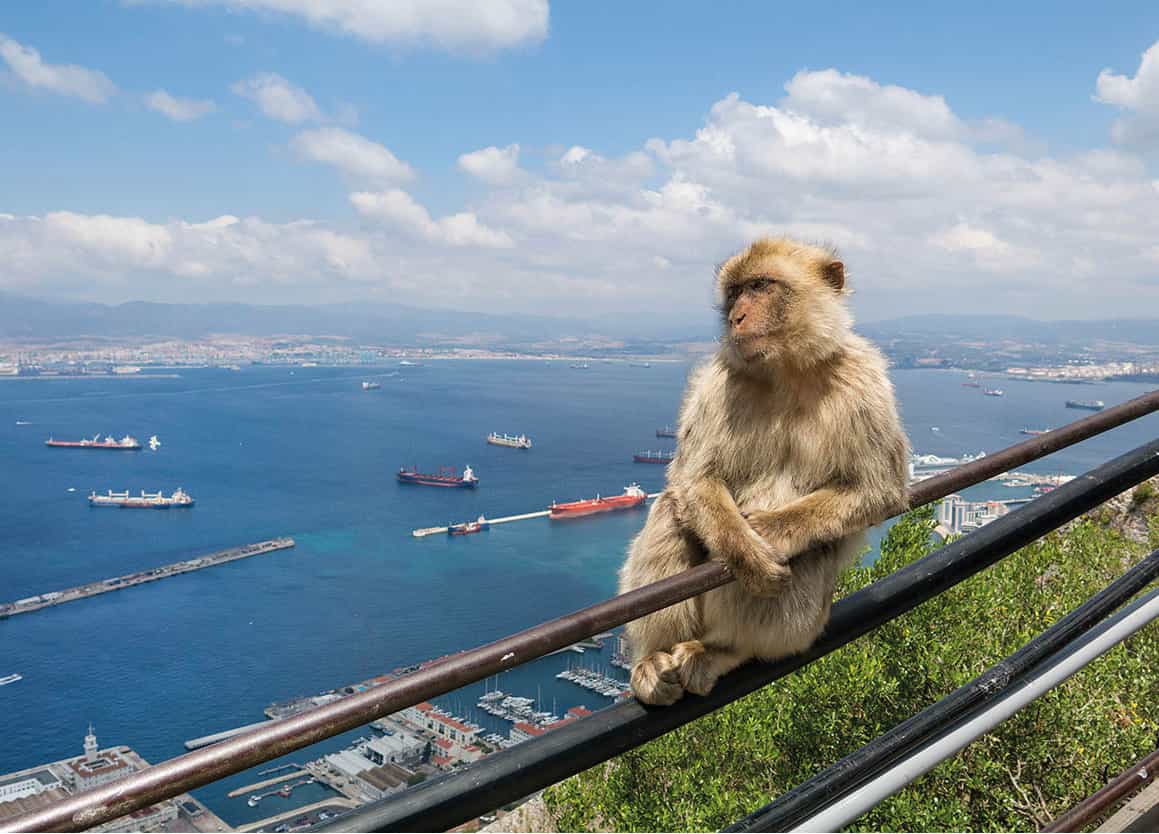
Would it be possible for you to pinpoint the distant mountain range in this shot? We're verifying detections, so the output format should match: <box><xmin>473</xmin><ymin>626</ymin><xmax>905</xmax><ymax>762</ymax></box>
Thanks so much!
<box><xmin>858</xmin><ymin>314</ymin><xmax>1159</xmax><ymax>346</ymax></box>
<box><xmin>1</xmin><ymin>292</ymin><xmax>1156</xmax><ymax>350</ymax></box>
<box><xmin>0</xmin><ymin>291</ymin><xmax>702</xmax><ymax>347</ymax></box>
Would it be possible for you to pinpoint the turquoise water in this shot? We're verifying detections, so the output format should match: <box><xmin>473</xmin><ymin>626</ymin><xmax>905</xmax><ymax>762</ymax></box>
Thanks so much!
<box><xmin>0</xmin><ymin>363</ymin><xmax>1155</xmax><ymax>825</ymax></box>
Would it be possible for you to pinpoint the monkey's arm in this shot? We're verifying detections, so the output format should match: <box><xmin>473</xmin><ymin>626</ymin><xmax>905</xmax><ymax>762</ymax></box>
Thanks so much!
<box><xmin>673</xmin><ymin>478</ymin><xmax>791</xmax><ymax>596</ymax></box>
<box><xmin>748</xmin><ymin>399</ymin><xmax>910</xmax><ymax>559</ymax></box>
<box><xmin>746</xmin><ymin>484</ymin><xmax>901</xmax><ymax>560</ymax></box>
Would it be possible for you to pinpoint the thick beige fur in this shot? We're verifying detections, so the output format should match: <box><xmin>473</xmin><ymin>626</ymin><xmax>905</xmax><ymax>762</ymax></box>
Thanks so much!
<box><xmin>619</xmin><ymin>237</ymin><xmax>910</xmax><ymax>705</ymax></box>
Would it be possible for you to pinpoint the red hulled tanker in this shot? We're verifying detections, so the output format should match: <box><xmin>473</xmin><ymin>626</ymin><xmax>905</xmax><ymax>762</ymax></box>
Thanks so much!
<box><xmin>549</xmin><ymin>483</ymin><xmax>646</xmax><ymax>519</ymax></box>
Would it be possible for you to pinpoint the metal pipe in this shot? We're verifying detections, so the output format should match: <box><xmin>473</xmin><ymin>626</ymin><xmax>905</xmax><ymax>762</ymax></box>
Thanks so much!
<box><xmin>313</xmin><ymin>439</ymin><xmax>1159</xmax><ymax>833</ymax></box>
<box><xmin>1041</xmin><ymin>747</ymin><xmax>1159</xmax><ymax>833</ymax></box>
<box><xmin>10</xmin><ymin>392</ymin><xmax>1158</xmax><ymax>833</ymax></box>
<box><xmin>788</xmin><ymin>590</ymin><xmax>1159</xmax><ymax>833</ymax></box>
<box><xmin>727</xmin><ymin>548</ymin><xmax>1159</xmax><ymax>832</ymax></box>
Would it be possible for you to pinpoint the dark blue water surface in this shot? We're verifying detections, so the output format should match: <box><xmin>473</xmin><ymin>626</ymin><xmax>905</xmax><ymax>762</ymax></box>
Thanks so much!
<box><xmin>1</xmin><ymin>363</ymin><xmax>1155</xmax><ymax>825</ymax></box>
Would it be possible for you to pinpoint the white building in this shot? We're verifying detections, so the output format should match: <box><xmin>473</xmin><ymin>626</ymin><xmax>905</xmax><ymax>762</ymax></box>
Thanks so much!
<box><xmin>938</xmin><ymin>494</ymin><xmax>1010</xmax><ymax>535</ymax></box>
<box><xmin>0</xmin><ymin>770</ymin><xmax>61</xmax><ymax>803</ymax></box>
<box><xmin>362</xmin><ymin>733</ymin><xmax>424</xmax><ymax>768</ymax></box>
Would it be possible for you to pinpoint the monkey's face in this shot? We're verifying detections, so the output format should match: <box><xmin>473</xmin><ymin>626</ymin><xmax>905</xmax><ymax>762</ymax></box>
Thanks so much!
<box><xmin>722</xmin><ymin>275</ymin><xmax>793</xmax><ymax>363</ymax></box>
<box><xmin>716</xmin><ymin>238</ymin><xmax>851</xmax><ymax>372</ymax></box>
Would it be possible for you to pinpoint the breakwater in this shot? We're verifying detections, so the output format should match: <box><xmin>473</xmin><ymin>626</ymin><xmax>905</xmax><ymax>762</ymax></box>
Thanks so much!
<box><xmin>0</xmin><ymin>538</ymin><xmax>295</xmax><ymax>619</ymax></box>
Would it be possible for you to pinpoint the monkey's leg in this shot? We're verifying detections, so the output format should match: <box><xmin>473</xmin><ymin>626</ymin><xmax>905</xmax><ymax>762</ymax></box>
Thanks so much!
<box><xmin>670</xmin><ymin>640</ymin><xmax>744</xmax><ymax>697</ymax></box>
<box><xmin>630</xmin><ymin>650</ymin><xmax>683</xmax><ymax>706</ymax></box>
<box><xmin>621</xmin><ymin>492</ymin><xmax>705</xmax><ymax>705</ymax></box>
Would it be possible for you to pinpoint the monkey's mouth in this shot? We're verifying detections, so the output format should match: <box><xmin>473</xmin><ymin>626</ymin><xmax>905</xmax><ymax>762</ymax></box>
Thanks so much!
<box><xmin>729</xmin><ymin>333</ymin><xmax>769</xmax><ymax>361</ymax></box>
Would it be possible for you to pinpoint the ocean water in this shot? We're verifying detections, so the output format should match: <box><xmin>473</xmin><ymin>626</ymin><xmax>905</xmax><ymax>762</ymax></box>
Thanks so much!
<box><xmin>0</xmin><ymin>362</ymin><xmax>1155</xmax><ymax>825</ymax></box>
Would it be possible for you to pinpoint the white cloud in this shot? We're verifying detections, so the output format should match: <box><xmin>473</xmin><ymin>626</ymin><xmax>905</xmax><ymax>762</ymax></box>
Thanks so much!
<box><xmin>0</xmin><ymin>211</ymin><xmax>381</xmax><ymax>298</ymax></box>
<box><xmin>145</xmin><ymin>89</ymin><xmax>216</xmax><ymax>121</ymax></box>
<box><xmin>0</xmin><ymin>34</ymin><xmax>117</xmax><ymax>103</ymax></box>
<box><xmin>291</xmin><ymin>127</ymin><xmax>414</xmax><ymax>183</ymax></box>
<box><xmin>350</xmin><ymin>189</ymin><xmax>513</xmax><ymax>248</ymax></box>
<box><xmin>458</xmin><ymin>144</ymin><xmax>523</xmax><ymax>185</ymax></box>
<box><xmin>146</xmin><ymin>0</ymin><xmax>549</xmax><ymax>54</ymax></box>
<box><xmin>782</xmin><ymin>69</ymin><xmax>961</xmax><ymax>138</ymax></box>
<box><xmin>1095</xmin><ymin>40</ymin><xmax>1159</xmax><ymax>147</ymax></box>
<box><xmin>7</xmin><ymin>64</ymin><xmax>1159</xmax><ymax>319</ymax></box>
<box><xmin>231</xmin><ymin>72</ymin><xmax>321</xmax><ymax>123</ymax></box>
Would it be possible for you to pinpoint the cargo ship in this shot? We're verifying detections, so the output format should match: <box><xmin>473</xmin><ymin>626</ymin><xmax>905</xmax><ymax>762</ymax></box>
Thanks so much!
<box><xmin>1065</xmin><ymin>399</ymin><xmax>1105</xmax><ymax>411</ymax></box>
<box><xmin>46</xmin><ymin>434</ymin><xmax>141</xmax><ymax>451</ymax></box>
<box><xmin>362</xmin><ymin>381</ymin><xmax>381</xmax><ymax>390</ymax></box>
<box><xmin>550</xmin><ymin>484</ymin><xmax>646</xmax><ymax>519</ymax></box>
<box><xmin>656</xmin><ymin>426</ymin><xmax>676</xmax><ymax>438</ymax></box>
<box><xmin>88</xmin><ymin>488</ymin><xmax>194</xmax><ymax>508</ymax></box>
<box><xmin>397</xmin><ymin>465</ymin><xmax>478</xmax><ymax>488</ymax></box>
<box><xmin>449</xmin><ymin>516</ymin><xmax>490</xmax><ymax>536</ymax></box>
<box><xmin>961</xmin><ymin>381</ymin><xmax>981</xmax><ymax>388</ymax></box>
<box><xmin>983</xmin><ymin>389</ymin><xmax>1005</xmax><ymax>397</ymax></box>
<box><xmin>1020</xmin><ymin>428</ymin><xmax>1050</xmax><ymax>436</ymax></box>
<box><xmin>487</xmin><ymin>432</ymin><xmax>532</xmax><ymax>449</ymax></box>
<box><xmin>633</xmin><ymin>449</ymin><xmax>675</xmax><ymax>464</ymax></box>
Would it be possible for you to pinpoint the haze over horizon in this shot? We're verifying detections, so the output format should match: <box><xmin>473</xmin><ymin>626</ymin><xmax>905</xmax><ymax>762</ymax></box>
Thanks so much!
<box><xmin>3</xmin><ymin>2</ymin><xmax>1159</xmax><ymax>322</ymax></box>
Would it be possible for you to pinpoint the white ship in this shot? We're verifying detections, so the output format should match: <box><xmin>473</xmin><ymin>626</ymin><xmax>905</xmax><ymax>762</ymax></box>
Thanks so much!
<box><xmin>88</xmin><ymin>488</ymin><xmax>194</xmax><ymax>509</ymax></box>
<box><xmin>487</xmin><ymin>432</ymin><xmax>532</xmax><ymax>449</ymax></box>
<box><xmin>0</xmin><ymin>673</ymin><xmax>22</xmax><ymax>686</ymax></box>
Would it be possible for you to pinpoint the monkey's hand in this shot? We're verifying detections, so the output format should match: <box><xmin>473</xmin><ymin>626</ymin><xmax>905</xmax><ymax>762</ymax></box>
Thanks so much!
<box><xmin>724</xmin><ymin>525</ymin><xmax>792</xmax><ymax>598</ymax></box>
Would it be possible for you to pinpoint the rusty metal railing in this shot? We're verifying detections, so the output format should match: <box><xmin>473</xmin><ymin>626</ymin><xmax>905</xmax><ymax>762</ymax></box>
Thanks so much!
<box><xmin>8</xmin><ymin>390</ymin><xmax>1159</xmax><ymax>832</ymax></box>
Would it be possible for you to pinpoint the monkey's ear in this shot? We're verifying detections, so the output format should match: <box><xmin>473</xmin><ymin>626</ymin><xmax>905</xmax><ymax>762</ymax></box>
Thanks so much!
<box><xmin>823</xmin><ymin>261</ymin><xmax>845</xmax><ymax>292</ymax></box>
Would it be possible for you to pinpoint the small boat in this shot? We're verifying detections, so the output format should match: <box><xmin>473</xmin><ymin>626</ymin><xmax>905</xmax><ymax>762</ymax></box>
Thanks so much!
<box><xmin>399</xmin><ymin>360</ymin><xmax>421</xmax><ymax>367</ymax></box>
<box><xmin>362</xmin><ymin>381</ymin><xmax>381</xmax><ymax>390</ymax></box>
<box><xmin>633</xmin><ymin>449</ymin><xmax>675</xmax><ymax>464</ymax></box>
<box><xmin>148</xmin><ymin>435</ymin><xmax>161</xmax><ymax>451</ymax></box>
<box><xmin>655</xmin><ymin>426</ymin><xmax>677</xmax><ymax>438</ymax></box>
<box><xmin>569</xmin><ymin>363</ymin><xmax>590</xmax><ymax>370</ymax></box>
<box><xmin>930</xmin><ymin>426</ymin><xmax>941</xmax><ymax>433</ymax></box>
<box><xmin>961</xmin><ymin>381</ymin><xmax>981</xmax><ymax>388</ymax></box>
<box><xmin>15</xmin><ymin>420</ymin><xmax>31</xmax><ymax>426</ymax></box>
<box><xmin>449</xmin><ymin>516</ymin><xmax>490</xmax><ymax>536</ymax></box>
<box><xmin>247</xmin><ymin>795</ymin><xmax>261</xmax><ymax>808</ymax></box>
<box><xmin>1020</xmin><ymin>428</ymin><xmax>1050</xmax><ymax>436</ymax></box>
<box><xmin>1066</xmin><ymin>400</ymin><xmax>1105</xmax><ymax>411</ymax></box>
<box><xmin>983</xmin><ymin>389</ymin><xmax>1005</xmax><ymax>397</ymax></box>
<box><xmin>0</xmin><ymin>673</ymin><xmax>22</xmax><ymax>686</ymax></box>
<box><xmin>397</xmin><ymin>465</ymin><xmax>479</xmax><ymax>489</ymax></box>
<box><xmin>487</xmin><ymin>432</ymin><xmax>532</xmax><ymax>449</ymax></box>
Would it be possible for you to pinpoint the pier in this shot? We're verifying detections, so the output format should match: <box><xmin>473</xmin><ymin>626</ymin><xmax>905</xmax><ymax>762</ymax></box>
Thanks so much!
<box><xmin>226</xmin><ymin>770</ymin><xmax>311</xmax><ymax>798</ymax></box>
<box><xmin>0</xmin><ymin>538</ymin><xmax>295</xmax><ymax>619</ymax></box>
<box><xmin>411</xmin><ymin>496</ymin><xmax>660</xmax><ymax>537</ymax></box>
<box><xmin>185</xmin><ymin>720</ymin><xmax>278</xmax><ymax>751</ymax></box>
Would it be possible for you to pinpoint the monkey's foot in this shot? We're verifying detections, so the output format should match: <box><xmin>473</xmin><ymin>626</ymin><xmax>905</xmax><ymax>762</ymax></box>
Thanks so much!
<box><xmin>631</xmin><ymin>651</ymin><xmax>684</xmax><ymax>706</ymax></box>
<box><xmin>728</xmin><ymin>554</ymin><xmax>792</xmax><ymax>598</ymax></box>
<box><xmin>671</xmin><ymin>641</ymin><xmax>719</xmax><ymax>697</ymax></box>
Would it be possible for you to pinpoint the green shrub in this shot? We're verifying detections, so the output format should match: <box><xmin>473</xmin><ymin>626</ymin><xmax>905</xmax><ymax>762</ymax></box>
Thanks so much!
<box><xmin>545</xmin><ymin>507</ymin><xmax>1159</xmax><ymax>832</ymax></box>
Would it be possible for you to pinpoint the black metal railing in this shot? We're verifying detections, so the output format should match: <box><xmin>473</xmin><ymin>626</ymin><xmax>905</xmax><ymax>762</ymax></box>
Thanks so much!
<box><xmin>8</xmin><ymin>390</ymin><xmax>1159</xmax><ymax>833</ymax></box>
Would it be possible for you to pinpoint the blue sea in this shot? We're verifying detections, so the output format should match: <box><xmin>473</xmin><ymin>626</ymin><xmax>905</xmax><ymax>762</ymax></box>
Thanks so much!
<box><xmin>1</xmin><ymin>363</ymin><xmax>1155</xmax><ymax>825</ymax></box>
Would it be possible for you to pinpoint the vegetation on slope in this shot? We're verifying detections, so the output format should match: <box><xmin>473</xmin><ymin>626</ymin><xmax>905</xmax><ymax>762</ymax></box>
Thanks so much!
<box><xmin>545</xmin><ymin>504</ymin><xmax>1159</xmax><ymax>832</ymax></box>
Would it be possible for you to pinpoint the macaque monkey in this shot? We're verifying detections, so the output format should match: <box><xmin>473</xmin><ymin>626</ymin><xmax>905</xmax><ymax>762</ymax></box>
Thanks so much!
<box><xmin>619</xmin><ymin>237</ymin><xmax>910</xmax><ymax>705</ymax></box>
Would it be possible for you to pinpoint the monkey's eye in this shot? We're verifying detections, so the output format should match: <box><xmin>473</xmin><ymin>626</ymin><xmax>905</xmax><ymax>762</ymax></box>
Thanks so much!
<box><xmin>749</xmin><ymin>277</ymin><xmax>773</xmax><ymax>292</ymax></box>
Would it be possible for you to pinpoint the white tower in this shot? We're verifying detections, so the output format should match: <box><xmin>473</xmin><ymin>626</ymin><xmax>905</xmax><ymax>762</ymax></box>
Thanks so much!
<box><xmin>84</xmin><ymin>723</ymin><xmax>99</xmax><ymax>763</ymax></box>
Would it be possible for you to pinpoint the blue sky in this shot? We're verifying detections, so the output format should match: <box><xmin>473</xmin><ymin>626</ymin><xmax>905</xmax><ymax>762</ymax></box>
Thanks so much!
<box><xmin>2</xmin><ymin>1</ymin><xmax>1158</xmax><ymax>320</ymax></box>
